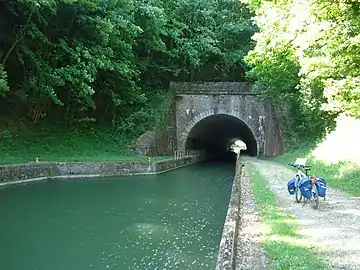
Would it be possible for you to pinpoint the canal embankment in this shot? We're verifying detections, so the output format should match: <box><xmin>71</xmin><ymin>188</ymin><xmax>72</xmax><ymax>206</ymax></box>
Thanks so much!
<box><xmin>215</xmin><ymin>157</ymin><xmax>243</xmax><ymax>270</ymax></box>
<box><xmin>0</xmin><ymin>156</ymin><xmax>201</xmax><ymax>186</ymax></box>
<box><xmin>216</xmin><ymin>156</ymin><xmax>269</xmax><ymax>270</ymax></box>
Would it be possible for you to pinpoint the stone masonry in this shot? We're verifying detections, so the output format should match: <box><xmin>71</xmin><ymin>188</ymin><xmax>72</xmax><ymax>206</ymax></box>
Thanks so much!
<box><xmin>171</xmin><ymin>82</ymin><xmax>284</xmax><ymax>157</ymax></box>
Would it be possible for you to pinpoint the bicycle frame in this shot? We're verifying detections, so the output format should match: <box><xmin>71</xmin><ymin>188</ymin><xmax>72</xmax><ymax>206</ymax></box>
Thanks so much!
<box><xmin>288</xmin><ymin>163</ymin><xmax>311</xmax><ymax>203</ymax></box>
<box><xmin>288</xmin><ymin>160</ymin><xmax>320</xmax><ymax>209</ymax></box>
<box><xmin>295</xmin><ymin>166</ymin><xmax>310</xmax><ymax>186</ymax></box>
<box><xmin>296</xmin><ymin>168</ymin><xmax>307</xmax><ymax>178</ymax></box>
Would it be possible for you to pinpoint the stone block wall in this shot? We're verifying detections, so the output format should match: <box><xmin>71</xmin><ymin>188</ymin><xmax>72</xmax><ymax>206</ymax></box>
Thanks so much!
<box><xmin>0</xmin><ymin>156</ymin><xmax>202</xmax><ymax>185</ymax></box>
<box><xmin>171</xmin><ymin>81</ymin><xmax>253</xmax><ymax>93</ymax></box>
<box><xmin>173</xmin><ymin>82</ymin><xmax>284</xmax><ymax>157</ymax></box>
<box><xmin>0</xmin><ymin>162</ymin><xmax>59</xmax><ymax>182</ymax></box>
<box><xmin>175</xmin><ymin>94</ymin><xmax>266</xmax><ymax>155</ymax></box>
<box><xmin>54</xmin><ymin>162</ymin><xmax>152</xmax><ymax>176</ymax></box>
<box><xmin>135</xmin><ymin>82</ymin><xmax>284</xmax><ymax>158</ymax></box>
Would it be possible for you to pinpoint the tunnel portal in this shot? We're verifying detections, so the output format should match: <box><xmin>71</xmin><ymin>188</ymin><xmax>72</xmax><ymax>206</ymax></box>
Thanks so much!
<box><xmin>185</xmin><ymin>114</ymin><xmax>257</xmax><ymax>162</ymax></box>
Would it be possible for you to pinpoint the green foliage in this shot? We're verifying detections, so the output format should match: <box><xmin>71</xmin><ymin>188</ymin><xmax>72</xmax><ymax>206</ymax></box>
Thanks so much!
<box><xmin>116</xmin><ymin>107</ymin><xmax>158</xmax><ymax>138</ymax></box>
<box><xmin>0</xmin><ymin>126</ymin><xmax>171</xmax><ymax>164</ymax></box>
<box><xmin>274</xmin><ymin>144</ymin><xmax>360</xmax><ymax>197</ymax></box>
<box><xmin>244</xmin><ymin>0</ymin><xmax>360</xmax><ymax>144</ymax></box>
<box><xmin>249</xmin><ymin>165</ymin><xmax>330</xmax><ymax>269</ymax></box>
<box><xmin>0</xmin><ymin>64</ymin><xmax>9</xmax><ymax>95</ymax></box>
<box><xmin>0</xmin><ymin>0</ymin><xmax>256</xmax><ymax>127</ymax></box>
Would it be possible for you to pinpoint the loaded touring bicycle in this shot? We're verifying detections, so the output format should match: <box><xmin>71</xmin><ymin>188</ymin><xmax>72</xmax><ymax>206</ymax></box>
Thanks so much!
<box><xmin>287</xmin><ymin>158</ymin><xmax>327</xmax><ymax>209</ymax></box>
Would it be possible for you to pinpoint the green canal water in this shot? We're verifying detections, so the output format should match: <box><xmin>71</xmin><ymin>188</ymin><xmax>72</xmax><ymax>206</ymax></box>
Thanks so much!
<box><xmin>0</xmin><ymin>162</ymin><xmax>235</xmax><ymax>270</ymax></box>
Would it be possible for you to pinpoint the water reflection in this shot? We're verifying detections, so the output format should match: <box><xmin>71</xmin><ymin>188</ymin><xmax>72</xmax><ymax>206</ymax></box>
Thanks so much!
<box><xmin>0</xmin><ymin>162</ymin><xmax>234</xmax><ymax>270</ymax></box>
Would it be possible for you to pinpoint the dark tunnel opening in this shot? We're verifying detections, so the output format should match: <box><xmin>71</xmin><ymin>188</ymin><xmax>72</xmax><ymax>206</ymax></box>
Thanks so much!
<box><xmin>185</xmin><ymin>114</ymin><xmax>257</xmax><ymax>164</ymax></box>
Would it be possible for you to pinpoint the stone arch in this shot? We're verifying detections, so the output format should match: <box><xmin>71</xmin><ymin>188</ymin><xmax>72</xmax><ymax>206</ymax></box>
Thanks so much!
<box><xmin>178</xmin><ymin>108</ymin><xmax>261</xmax><ymax>156</ymax></box>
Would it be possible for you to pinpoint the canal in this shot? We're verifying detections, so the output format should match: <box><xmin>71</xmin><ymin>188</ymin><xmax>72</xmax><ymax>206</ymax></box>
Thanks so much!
<box><xmin>0</xmin><ymin>162</ymin><xmax>235</xmax><ymax>270</ymax></box>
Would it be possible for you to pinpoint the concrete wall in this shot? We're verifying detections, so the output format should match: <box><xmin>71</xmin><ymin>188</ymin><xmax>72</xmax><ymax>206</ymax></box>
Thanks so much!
<box><xmin>0</xmin><ymin>156</ymin><xmax>201</xmax><ymax>186</ymax></box>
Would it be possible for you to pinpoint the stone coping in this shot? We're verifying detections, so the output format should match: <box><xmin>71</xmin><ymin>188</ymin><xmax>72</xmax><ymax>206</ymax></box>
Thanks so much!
<box><xmin>215</xmin><ymin>156</ymin><xmax>244</xmax><ymax>270</ymax></box>
<box><xmin>0</xmin><ymin>156</ymin><xmax>201</xmax><ymax>186</ymax></box>
<box><xmin>170</xmin><ymin>82</ymin><xmax>253</xmax><ymax>93</ymax></box>
<box><xmin>176</xmin><ymin>92</ymin><xmax>260</xmax><ymax>96</ymax></box>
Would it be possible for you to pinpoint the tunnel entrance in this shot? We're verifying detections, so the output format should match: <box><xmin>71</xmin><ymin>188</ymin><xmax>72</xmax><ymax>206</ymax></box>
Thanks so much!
<box><xmin>185</xmin><ymin>114</ymin><xmax>258</xmax><ymax>163</ymax></box>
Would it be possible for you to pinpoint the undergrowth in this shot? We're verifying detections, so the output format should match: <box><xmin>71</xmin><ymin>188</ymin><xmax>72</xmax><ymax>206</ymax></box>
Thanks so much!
<box><xmin>0</xmin><ymin>91</ymin><xmax>171</xmax><ymax>164</ymax></box>
<box><xmin>0</xmin><ymin>127</ymin><xmax>170</xmax><ymax>164</ymax></box>
<box><xmin>249</xmin><ymin>165</ymin><xmax>330</xmax><ymax>269</ymax></box>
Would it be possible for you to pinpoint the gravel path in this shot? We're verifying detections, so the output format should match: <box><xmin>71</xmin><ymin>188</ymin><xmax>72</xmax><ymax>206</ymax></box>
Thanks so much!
<box><xmin>244</xmin><ymin>156</ymin><xmax>360</xmax><ymax>270</ymax></box>
<box><xmin>235</xmin><ymin>162</ymin><xmax>270</xmax><ymax>270</ymax></box>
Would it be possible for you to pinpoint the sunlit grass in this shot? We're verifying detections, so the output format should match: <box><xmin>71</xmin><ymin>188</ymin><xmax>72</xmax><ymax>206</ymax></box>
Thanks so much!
<box><xmin>311</xmin><ymin>114</ymin><xmax>360</xmax><ymax>165</ymax></box>
<box><xmin>0</xmin><ymin>127</ymin><xmax>171</xmax><ymax>164</ymax></box>
<box><xmin>277</xmin><ymin>152</ymin><xmax>360</xmax><ymax>197</ymax></box>
<box><xmin>249</xmin><ymin>165</ymin><xmax>330</xmax><ymax>269</ymax></box>
<box><xmin>275</xmin><ymin>115</ymin><xmax>360</xmax><ymax>197</ymax></box>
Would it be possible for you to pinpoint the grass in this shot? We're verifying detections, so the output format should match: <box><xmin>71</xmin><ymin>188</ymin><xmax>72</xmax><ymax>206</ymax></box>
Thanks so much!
<box><xmin>249</xmin><ymin>164</ymin><xmax>330</xmax><ymax>269</ymax></box>
<box><xmin>0</xmin><ymin>89</ymin><xmax>174</xmax><ymax>164</ymax></box>
<box><xmin>273</xmin><ymin>114</ymin><xmax>360</xmax><ymax>196</ymax></box>
<box><xmin>0</xmin><ymin>127</ymin><xmax>171</xmax><ymax>164</ymax></box>
<box><xmin>273</xmin><ymin>143</ymin><xmax>360</xmax><ymax>197</ymax></box>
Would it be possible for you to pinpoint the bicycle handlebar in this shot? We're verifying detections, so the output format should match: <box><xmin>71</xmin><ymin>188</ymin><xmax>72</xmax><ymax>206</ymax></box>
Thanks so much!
<box><xmin>287</xmin><ymin>163</ymin><xmax>311</xmax><ymax>170</ymax></box>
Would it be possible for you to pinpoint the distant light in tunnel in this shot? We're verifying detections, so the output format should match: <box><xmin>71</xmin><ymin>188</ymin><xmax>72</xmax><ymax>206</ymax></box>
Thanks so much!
<box><xmin>185</xmin><ymin>114</ymin><xmax>258</xmax><ymax>157</ymax></box>
<box><xmin>230</xmin><ymin>139</ymin><xmax>247</xmax><ymax>154</ymax></box>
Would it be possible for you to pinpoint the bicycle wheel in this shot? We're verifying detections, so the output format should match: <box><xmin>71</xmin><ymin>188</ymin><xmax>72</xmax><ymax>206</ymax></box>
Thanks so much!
<box><xmin>295</xmin><ymin>178</ymin><xmax>302</xmax><ymax>203</ymax></box>
<box><xmin>312</xmin><ymin>184</ymin><xmax>319</xmax><ymax>209</ymax></box>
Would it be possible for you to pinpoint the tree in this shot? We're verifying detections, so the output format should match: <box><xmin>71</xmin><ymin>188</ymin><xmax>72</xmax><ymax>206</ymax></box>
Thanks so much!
<box><xmin>244</xmin><ymin>0</ymin><xmax>360</xmax><ymax>140</ymax></box>
<box><xmin>0</xmin><ymin>0</ymin><xmax>256</xmax><ymax>127</ymax></box>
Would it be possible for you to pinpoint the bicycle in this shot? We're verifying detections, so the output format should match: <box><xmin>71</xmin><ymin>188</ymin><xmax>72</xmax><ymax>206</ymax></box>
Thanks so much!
<box><xmin>288</xmin><ymin>163</ymin><xmax>320</xmax><ymax>209</ymax></box>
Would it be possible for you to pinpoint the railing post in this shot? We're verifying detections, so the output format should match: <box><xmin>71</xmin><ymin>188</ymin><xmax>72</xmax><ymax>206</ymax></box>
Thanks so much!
<box><xmin>174</xmin><ymin>149</ymin><xmax>202</xmax><ymax>159</ymax></box>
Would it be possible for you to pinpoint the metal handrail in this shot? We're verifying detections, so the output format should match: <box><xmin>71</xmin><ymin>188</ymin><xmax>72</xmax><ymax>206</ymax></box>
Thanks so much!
<box><xmin>174</xmin><ymin>150</ymin><xmax>201</xmax><ymax>159</ymax></box>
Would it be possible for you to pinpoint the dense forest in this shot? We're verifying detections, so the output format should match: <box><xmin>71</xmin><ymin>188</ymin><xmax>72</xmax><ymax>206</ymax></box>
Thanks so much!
<box><xmin>245</xmin><ymin>0</ymin><xmax>360</xmax><ymax>141</ymax></box>
<box><xmin>1</xmin><ymin>0</ymin><xmax>360</xmax><ymax>152</ymax></box>
<box><xmin>0</xmin><ymin>0</ymin><xmax>255</xmax><ymax>128</ymax></box>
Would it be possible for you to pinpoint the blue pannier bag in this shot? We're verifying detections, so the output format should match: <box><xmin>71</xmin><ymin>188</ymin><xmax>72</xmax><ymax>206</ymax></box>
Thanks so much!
<box><xmin>299</xmin><ymin>177</ymin><xmax>312</xmax><ymax>199</ymax></box>
<box><xmin>315</xmin><ymin>177</ymin><xmax>327</xmax><ymax>197</ymax></box>
<box><xmin>287</xmin><ymin>178</ymin><xmax>296</xmax><ymax>195</ymax></box>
